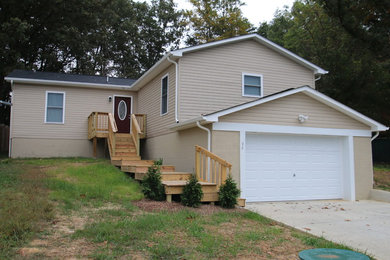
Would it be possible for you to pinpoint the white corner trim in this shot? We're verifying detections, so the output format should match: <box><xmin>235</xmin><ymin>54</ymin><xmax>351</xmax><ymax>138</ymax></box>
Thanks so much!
<box><xmin>239</xmin><ymin>130</ymin><xmax>246</xmax><ymax>197</ymax></box>
<box><xmin>242</xmin><ymin>73</ymin><xmax>263</xmax><ymax>98</ymax></box>
<box><xmin>212</xmin><ymin>122</ymin><xmax>372</xmax><ymax>137</ymax></box>
<box><xmin>44</xmin><ymin>91</ymin><xmax>66</xmax><ymax>124</ymax></box>
<box><xmin>346</xmin><ymin>136</ymin><xmax>356</xmax><ymax>201</ymax></box>
<box><xmin>160</xmin><ymin>74</ymin><xmax>169</xmax><ymax>116</ymax></box>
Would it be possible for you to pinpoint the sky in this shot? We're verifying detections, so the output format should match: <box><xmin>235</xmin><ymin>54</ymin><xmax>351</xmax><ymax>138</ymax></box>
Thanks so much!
<box><xmin>174</xmin><ymin>0</ymin><xmax>295</xmax><ymax>26</ymax></box>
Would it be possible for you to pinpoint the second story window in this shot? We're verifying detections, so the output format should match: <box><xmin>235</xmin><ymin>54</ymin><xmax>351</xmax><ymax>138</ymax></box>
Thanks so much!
<box><xmin>161</xmin><ymin>75</ymin><xmax>168</xmax><ymax>115</ymax></box>
<box><xmin>242</xmin><ymin>73</ymin><xmax>263</xmax><ymax>97</ymax></box>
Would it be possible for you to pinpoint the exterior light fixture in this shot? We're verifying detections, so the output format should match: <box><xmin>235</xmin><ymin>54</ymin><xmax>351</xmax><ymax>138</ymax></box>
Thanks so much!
<box><xmin>298</xmin><ymin>114</ymin><xmax>309</xmax><ymax>123</ymax></box>
<box><xmin>108</xmin><ymin>96</ymin><xmax>112</xmax><ymax>102</ymax></box>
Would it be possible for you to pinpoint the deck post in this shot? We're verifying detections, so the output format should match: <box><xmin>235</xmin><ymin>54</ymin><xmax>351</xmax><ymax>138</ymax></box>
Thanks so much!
<box><xmin>166</xmin><ymin>194</ymin><xmax>172</xmax><ymax>203</ymax></box>
<box><xmin>93</xmin><ymin>137</ymin><xmax>97</xmax><ymax>158</ymax></box>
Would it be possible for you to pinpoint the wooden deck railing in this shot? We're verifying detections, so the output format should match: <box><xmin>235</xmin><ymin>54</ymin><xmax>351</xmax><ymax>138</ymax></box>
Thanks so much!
<box><xmin>134</xmin><ymin>114</ymin><xmax>146</xmax><ymax>139</ymax></box>
<box><xmin>88</xmin><ymin>112</ymin><xmax>109</xmax><ymax>139</ymax></box>
<box><xmin>131</xmin><ymin>114</ymin><xmax>141</xmax><ymax>156</ymax></box>
<box><xmin>107</xmin><ymin>113</ymin><xmax>118</xmax><ymax>158</ymax></box>
<box><xmin>195</xmin><ymin>145</ymin><xmax>232</xmax><ymax>188</ymax></box>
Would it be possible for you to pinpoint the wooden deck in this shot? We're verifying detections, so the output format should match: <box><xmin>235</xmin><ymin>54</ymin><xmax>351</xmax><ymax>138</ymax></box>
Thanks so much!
<box><xmin>88</xmin><ymin>111</ymin><xmax>245</xmax><ymax>205</ymax></box>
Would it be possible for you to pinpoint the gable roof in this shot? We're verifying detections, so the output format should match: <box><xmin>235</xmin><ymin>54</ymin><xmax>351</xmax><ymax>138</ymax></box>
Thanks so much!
<box><xmin>173</xmin><ymin>86</ymin><xmax>388</xmax><ymax>132</ymax></box>
<box><xmin>5</xmin><ymin>70</ymin><xmax>136</xmax><ymax>90</ymax></box>
<box><xmin>130</xmin><ymin>34</ymin><xmax>328</xmax><ymax>91</ymax></box>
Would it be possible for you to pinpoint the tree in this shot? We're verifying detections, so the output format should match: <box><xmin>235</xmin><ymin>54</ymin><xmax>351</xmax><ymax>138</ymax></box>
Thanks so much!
<box><xmin>185</xmin><ymin>0</ymin><xmax>253</xmax><ymax>44</ymax></box>
<box><xmin>0</xmin><ymin>0</ymin><xmax>185</xmax><ymax>124</ymax></box>
<box><xmin>257</xmin><ymin>0</ymin><xmax>390</xmax><ymax>131</ymax></box>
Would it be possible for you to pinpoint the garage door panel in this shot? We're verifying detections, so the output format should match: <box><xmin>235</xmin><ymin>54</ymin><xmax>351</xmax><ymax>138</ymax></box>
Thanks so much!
<box><xmin>244</xmin><ymin>134</ymin><xmax>344</xmax><ymax>202</ymax></box>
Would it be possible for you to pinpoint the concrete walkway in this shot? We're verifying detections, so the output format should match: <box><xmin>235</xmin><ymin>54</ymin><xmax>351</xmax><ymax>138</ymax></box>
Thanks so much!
<box><xmin>246</xmin><ymin>200</ymin><xmax>390</xmax><ymax>260</ymax></box>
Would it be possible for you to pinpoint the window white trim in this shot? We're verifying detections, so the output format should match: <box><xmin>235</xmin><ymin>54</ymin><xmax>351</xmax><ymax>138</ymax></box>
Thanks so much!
<box><xmin>242</xmin><ymin>73</ymin><xmax>263</xmax><ymax>97</ymax></box>
<box><xmin>44</xmin><ymin>91</ymin><xmax>65</xmax><ymax>124</ymax></box>
<box><xmin>160</xmin><ymin>74</ymin><xmax>169</xmax><ymax>116</ymax></box>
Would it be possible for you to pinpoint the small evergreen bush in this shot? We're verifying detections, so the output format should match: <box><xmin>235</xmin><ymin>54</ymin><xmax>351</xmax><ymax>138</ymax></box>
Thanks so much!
<box><xmin>181</xmin><ymin>175</ymin><xmax>203</xmax><ymax>207</ymax></box>
<box><xmin>218</xmin><ymin>175</ymin><xmax>240</xmax><ymax>208</ymax></box>
<box><xmin>141</xmin><ymin>161</ymin><xmax>165</xmax><ymax>201</ymax></box>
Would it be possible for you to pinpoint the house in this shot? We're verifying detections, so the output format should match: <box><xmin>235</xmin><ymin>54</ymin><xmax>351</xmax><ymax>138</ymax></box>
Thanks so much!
<box><xmin>5</xmin><ymin>34</ymin><xmax>388</xmax><ymax>202</ymax></box>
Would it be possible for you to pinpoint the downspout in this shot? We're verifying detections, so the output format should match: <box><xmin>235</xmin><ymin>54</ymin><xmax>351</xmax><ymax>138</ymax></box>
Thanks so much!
<box><xmin>167</xmin><ymin>55</ymin><xmax>179</xmax><ymax>123</ymax></box>
<box><xmin>314</xmin><ymin>75</ymin><xmax>321</xmax><ymax>81</ymax></box>
<box><xmin>8</xmin><ymin>80</ymin><xmax>13</xmax><ymax>158</ymax></box>
<box><xmin>196</xmin><ymin>120</ymin><xmax>211</xmax><ymax>181</ymax></box>
<box><xmin>371</xmin><ymin>131</ymin><xmax>379</xmax><ymax>141</ymax></box>
<box><xmin>196</xmin><ymin>121</ymin><xmax>211</xmax><ymax>151</ymax></box>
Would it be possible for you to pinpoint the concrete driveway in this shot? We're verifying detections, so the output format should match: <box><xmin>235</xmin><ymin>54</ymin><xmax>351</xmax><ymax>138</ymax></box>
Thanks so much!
<box><xmin>246</xmin><ymin>200</ymin><xmax>390</xmax><ymax>260</ymax></box>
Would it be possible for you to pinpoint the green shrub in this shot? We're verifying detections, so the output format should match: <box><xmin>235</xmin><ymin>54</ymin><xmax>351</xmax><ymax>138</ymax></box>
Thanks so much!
<box><xmin>181</xmin><ymin>175</ymin><xmax>203</xmax><ymax>207</ymax></box>
<box><xmin>141</xmin><ymin>161</ymin><xmax>165</xmax><ymax>201</ymax></box>
<box><xmin>218</xmin><ymin>176</ymin><xmax>240</xmax><ymax>208</ymax></box>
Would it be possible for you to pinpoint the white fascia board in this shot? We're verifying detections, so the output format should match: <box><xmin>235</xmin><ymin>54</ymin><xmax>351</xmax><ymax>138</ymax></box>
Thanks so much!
<box><xmin>302</xmin><ymin>88</ymin><xmax>389</xmax><ymax>131</ymax></box>
<box><xmin>169</xmin><ymin>116</ymin><xmax>206</xmax><ymax>131</ymax></box>
<box><xmin>212</xmin><ymin>122</ymin><xmax>372</xmax><ymax>137</ymax></box>
<box><xmin>204</xmin><ymin>86</ymin><xmax>388</xmax><ymax>132</ymax></box>
<box><xmin>129</xmin><ymin>53</ymin><xmax>180</xmax><ymax>91</ymax></box>
<box><xmin>4</xmin><ymin>77</ymin><xmax>133</xmax><ymax>91</ymax></box>
<box><xmin>171</xmin><ymin>34</ymin><xmax>328</xmax><ymax>75</ymax></box>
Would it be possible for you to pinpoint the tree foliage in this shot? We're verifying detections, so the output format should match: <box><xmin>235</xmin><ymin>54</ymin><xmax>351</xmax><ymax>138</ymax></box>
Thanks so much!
<box><xmin>218</xmin><ymin>175</ymin><xmax>240</xmax><ymax>208</ymax></box>
<box><xmin>258</xmin><ymin>0</ymin><xmax>390</xmax><ymax>131</ymax></box>
<box><xmin>185</xmin><ymin>0</ymin><xmax>253</xmax><ymax>44</ymax></box>
<box><xmin>0</xmin><ymin>0</ymin><xmax>185</xmax><ymax>124</ymax></box>
<box><xmin>141</xmin><ymin>161</ymin><xmax>165</xmax><ymax>201</ymax></box>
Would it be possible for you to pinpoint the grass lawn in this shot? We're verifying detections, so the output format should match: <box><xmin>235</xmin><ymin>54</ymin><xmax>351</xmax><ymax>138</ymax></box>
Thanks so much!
<box><xmin>374</xmin><ymin>164</ymin><xmax>390</xmax><ymax>191</ymax></box>
<box><xmin>0</xmin><ymin>158</ymin><xmax>362</xmax><ymax>259</ymax></box>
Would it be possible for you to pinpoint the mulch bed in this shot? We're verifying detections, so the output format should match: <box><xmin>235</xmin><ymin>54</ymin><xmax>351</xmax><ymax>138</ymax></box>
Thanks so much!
<box><xmin>133</xmin><ymin>199</ymin><xmax>247</xmax><ymax>215</ymax></box>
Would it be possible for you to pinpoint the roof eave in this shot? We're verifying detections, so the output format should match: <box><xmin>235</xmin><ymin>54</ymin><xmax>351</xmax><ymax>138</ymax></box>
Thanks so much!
<box><xmin>4</xmin><ymin>77</ymin><xmax>133</xmax><ymax>90</ymax></box>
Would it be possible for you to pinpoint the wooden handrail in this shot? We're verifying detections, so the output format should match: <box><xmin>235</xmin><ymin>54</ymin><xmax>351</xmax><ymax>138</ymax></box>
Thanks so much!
<box><xmin>195</xmin><ymin>145</ymin><xmax>232</xmax><ymax>188</ymax></box>
<box><xmin>88</xmin><ymin>112</ymin><xmax>109</xmax><ymax>139</ymax></box>
<box><xmin>131</xmin><ymin>114</ymin><xmax>141</xmax><ymax>156</ymax></box>
<box><xmin>107</xmin><ymin>113</ymin><xmax>117</xmax><ymax>158</ymax></box>
<box><xmin>134</xmin><ymin>114</ymin><xmax>146</xmax><ymax>138</ymax></box>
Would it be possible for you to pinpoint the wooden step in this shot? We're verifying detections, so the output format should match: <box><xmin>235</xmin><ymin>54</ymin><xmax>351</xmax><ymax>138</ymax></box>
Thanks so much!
<box><xmin>161</xmin><ymin>172</ymin><xmax>192</xmax><ymax>181</ymax></box>
<box><xmin>132</xmin><ymin>165</ymin><xmax>176</xmax><ymax>180</ymax></box>
<box><xmin>115</xmin><ymin>152</ymin><xmax>138</xmax><ymax>157</ymax></box>
<box><xmin>116</xmin><ymin>133</ymin><xmax>131</xmax><ymax>137</ymax></box>
<box><xmin>121</xmin><ymin>160</ymin><xmax>154</xmax><ymax>166</ymax></box>
<box><xmin>115</xmin><ymin>147</ymin><xmax>136</xmax><ymax>153</ymax></box>
<box><xmin>163</xmin><ymin>180</ymin><xmax>217</xmax><ymax>195</ymax></box>
<box><xmin>111</xmin><ymin>156</ymin><xmax>141</xmax><ymax>166</ymax></box>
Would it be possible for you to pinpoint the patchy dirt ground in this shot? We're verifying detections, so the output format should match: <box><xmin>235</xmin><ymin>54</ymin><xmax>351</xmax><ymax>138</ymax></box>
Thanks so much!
<box><xmin>374</xmin><ymin>165</ymin><xmax>390</xmax><ymax>191</ymax></box>
<box><xmin>133</xmin><ymin>199</ymin><xmax>247</xmax><ymax>215</ymax></box>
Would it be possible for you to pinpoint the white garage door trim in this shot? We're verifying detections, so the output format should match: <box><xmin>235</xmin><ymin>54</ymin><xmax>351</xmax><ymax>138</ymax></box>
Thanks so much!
<box><xmin>212</xmin><ymin>122</ymin><xmax>357</xmax><ymax>201</ymax></box>
<box><xmin>244</xmin><ymin>133</ymin><xmax>346</xmax><ymax>202</ymax></box>
<box><xmin>239</xmin><ymin>132</ymin><xmax>355</xmax><ymax>202</ymax></box>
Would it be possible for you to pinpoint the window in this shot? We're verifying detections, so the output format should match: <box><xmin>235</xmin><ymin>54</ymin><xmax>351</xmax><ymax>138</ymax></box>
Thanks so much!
<box><xmin>242</xmin><ymin>73</ymin><xmax>263</xmax><ymax>97</ymax></box>
<box><xmin>161</xmin><ymin>75</ymin><xmax>168</xmax><ymax>115</ymax></box>
<box><xmin>45</xmin><ymin>91</ymin><xmax>65</xmax><ymax>123</ymax></box>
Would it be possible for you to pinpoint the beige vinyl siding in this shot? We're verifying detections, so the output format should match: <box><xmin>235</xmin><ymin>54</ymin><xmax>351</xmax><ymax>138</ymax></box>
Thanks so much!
<box><xmin>211</xmin><ymin>131</ymin><xmax>240</xmax><ymax>187</ymax></box>
<box><xmin>354</xmin><ymin>137</ymin><xmax>374</xmax><ymax>200</ymax></box>
<box><xmin>11</xmin><ymin>83</ymin><xmax>137</xmax><ymax>140</ymax></box>
<box><xmin>220</xmin><ymin>93</ymin><xmax>370</xmax><ymax>130</ymax></box>
<box><xmin>138</xmin><ymin>65</ymin><xmax>176</xmax><ymax>138</ymax></box>
<box><xmin>179</xmin><ymin>39</ymin><xmax>315</xmax><ymax>121</ymax></box>
<box><xmin>11</xmin><ymin>138</ymin><xmax>107</xmax><ymax>158</ymax></box>
<box><xmin>142</xmin><ymin>127</ymin><xmax>207</xmax><ymax>173</ymax></box>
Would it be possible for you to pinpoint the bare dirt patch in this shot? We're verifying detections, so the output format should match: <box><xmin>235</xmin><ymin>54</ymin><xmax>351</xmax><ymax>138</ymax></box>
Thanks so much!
<box><xmin>133</xmin><ymin>199</ymin><xmax>247</xmax><ymax>215</ymax></box>
<box><xmin>18</xmin><ymin>209</ymin><xmax>101</xmax><ymax>259</ymax></box>
<box><xmin>374</xmin><ymin>165</ymin><xmax>390</xmax><ymax>191</ymax></box>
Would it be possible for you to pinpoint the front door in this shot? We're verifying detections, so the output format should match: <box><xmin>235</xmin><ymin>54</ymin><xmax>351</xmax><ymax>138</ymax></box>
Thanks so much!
<box><xmin>114</xmin><ymin>96</ymin><xmax>131</xmax><ymax>133</ymax></box>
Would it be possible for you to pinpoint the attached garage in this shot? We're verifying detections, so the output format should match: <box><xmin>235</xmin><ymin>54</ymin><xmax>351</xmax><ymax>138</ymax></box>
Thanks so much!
<box><xmin>206</xmin><ymin>86</ymin><xmax>388</xmax><ymax>202</ymax></box>
<box><xmin>244</xmin><ymin>133</ymin><xmax>345</xmax><ymax>202</ymax></box>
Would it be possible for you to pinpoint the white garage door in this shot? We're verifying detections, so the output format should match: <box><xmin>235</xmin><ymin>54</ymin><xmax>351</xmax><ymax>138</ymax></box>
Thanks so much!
<box><xmin>244</xmin><ymin>133</ymin><xmax>344</xmax><ymax>202</ymax></box>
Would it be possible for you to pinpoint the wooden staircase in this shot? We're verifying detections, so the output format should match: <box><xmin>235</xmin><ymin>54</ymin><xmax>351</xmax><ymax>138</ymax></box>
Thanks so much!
<box><xmin>88</xmin><ymin>112</ymin><xmax>222</xmax><ymax>203</ymax></box>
